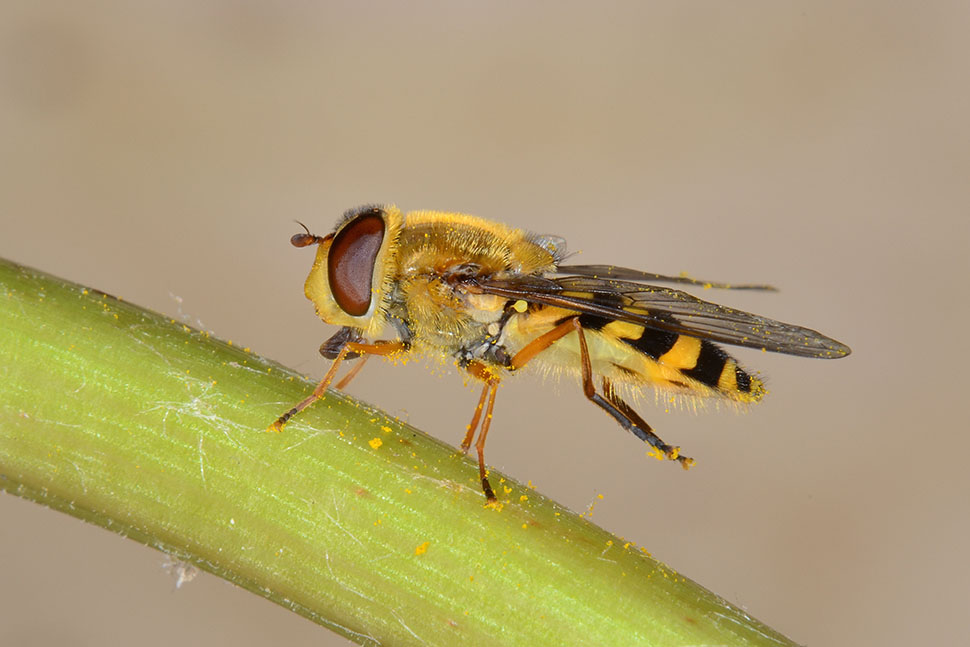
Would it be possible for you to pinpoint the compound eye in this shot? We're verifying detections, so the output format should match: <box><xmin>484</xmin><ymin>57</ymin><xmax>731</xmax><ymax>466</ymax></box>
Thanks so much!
<box><xmin>327</xmin><ymin>211</ymin><xmax>385</xmax><ymax>316</ymax></box>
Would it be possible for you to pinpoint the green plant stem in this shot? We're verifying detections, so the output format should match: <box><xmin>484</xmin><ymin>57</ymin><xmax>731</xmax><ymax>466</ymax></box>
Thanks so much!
<box><xmin>0</xmin><ymin>258</ymin><xmax>798</xmax><ymax>647</ymax></box>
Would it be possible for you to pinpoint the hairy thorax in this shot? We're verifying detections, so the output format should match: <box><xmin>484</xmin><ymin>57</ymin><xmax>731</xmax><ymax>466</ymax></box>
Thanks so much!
<box><xmin>390</xmin><ymin>212</ymin><xmax>557</xmax><ymax>360</ymax></box>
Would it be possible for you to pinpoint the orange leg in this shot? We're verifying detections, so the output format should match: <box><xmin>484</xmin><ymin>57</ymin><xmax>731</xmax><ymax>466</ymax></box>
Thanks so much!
<box><xmin>475</xmin><ymin>381</ymin><xmax>499</xmax><ymax>501</ymax></box>
<box><xmin>507</xmin><ymin>317</ymin><xmax>584</xmax><ymax>370</ymax></box>
<box><xmin>269</xmin><ymin>340</ymin><xmax>405</xmax><ymax>432</ymax></box>
<box><xmin>460</xmin><ymin>361</ymin><xmax>502</xmax><ymax>501</ymax></box>
<box><xmin>462</xmin><ymin>381</ymin><xmax>491</xmax><ymax>453</ymax></box>
<box><xmin>335</xmin><ymin>354</ymin><xmax>371</xmax><ymax>391</ymax></box>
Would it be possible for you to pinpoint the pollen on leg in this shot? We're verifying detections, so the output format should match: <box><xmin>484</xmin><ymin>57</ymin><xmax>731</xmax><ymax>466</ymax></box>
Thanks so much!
<box><xmin>267</xmin><ymin>414</ymin><xmax>293</xmax><ymax>433</ymax></box>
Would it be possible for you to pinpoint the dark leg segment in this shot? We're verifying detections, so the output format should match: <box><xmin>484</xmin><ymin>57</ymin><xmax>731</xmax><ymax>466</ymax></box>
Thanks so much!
<box><xmin>597</xmin><ymin>378</ymin><xmax>694</xmax><ymax>468</ymax></box>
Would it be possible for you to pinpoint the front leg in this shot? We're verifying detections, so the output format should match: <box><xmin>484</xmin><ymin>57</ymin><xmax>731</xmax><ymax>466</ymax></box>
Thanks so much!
<box><xmin>268</xmin><ymin>339</ymin><xmax>406</xmax><ymax>432</ymax></box>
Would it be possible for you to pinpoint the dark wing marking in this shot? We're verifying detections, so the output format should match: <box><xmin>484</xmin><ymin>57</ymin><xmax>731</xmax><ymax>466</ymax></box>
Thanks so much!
<box><xmin>468</xmin><ymin>275</ymin><xmax>850</xmax><ymax>359</ymax></box>
<box><xmin>556</xmin><ymin>264</ymin><xmax>777</xmax><ymax>291</ymax></box>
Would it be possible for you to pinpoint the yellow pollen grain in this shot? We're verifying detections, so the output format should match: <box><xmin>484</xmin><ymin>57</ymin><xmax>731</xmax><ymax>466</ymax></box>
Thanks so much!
<box><xmin>415</xmin><ymin>541</ymin><xmax>430</xmax><ymax>556</ymax></box>
<box><xmin>368</xmin><ymin>437</ymin><xmax>383</xmax><ymax>449</ymax></box>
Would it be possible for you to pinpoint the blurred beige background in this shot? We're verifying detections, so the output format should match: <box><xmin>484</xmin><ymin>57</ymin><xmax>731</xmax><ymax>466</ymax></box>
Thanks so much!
<box><xmin>1</xmin><ymin>2</ymin><xmax>968</xmax><ymax>646</ymax></box>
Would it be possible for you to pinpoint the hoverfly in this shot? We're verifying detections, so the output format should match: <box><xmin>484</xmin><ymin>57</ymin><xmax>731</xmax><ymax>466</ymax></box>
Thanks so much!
<box><xmin>271</xmin><ymin>205</ymin><xmax>850</xmax><ymax>502</ymax></box>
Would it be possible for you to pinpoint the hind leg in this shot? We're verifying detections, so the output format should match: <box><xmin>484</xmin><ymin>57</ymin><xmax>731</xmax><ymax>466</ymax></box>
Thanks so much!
<box><xmin>597</xmin><ymin>377</ymin><xmax>694</xmax><ymax>468</ymax></box>
<box><xmin>536</xmin><ymin>317</ymin><xmax>693</xmax><ymax>468</ymax></box>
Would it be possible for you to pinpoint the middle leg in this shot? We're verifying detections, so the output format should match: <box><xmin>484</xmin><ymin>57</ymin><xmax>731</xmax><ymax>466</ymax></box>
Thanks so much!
<box><xmin>598</xmin><ymin>377</ymin><xmax>694</xmax><ymax>468</ymax></box>
<box><xmin>461</xmin><ymin>361</ymin><xmax>501</xmax><ymax>502</ymax></box>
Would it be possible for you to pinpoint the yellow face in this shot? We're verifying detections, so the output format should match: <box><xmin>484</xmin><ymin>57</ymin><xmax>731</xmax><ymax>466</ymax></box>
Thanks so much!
<box><xmin>296</xmin><ymin>205</ymin><xmax>403</xmax><ymax>337</ymax></box>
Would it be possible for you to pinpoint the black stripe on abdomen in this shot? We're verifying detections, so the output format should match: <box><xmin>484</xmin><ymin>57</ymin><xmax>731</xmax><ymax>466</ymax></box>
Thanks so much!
<box><xmin>577</xmin><ymin>313</ymin><xmax>612</xmax><ymax>330</ymax></box>
<box><xmin>628</xmin><ymin>328</ymin><xmax>679</xmax><ymax>359</ymax></box>
<box><xmin>682</xmin><ymin>341</ymin><xmax>729</xmax><ymax>388</ymax></box>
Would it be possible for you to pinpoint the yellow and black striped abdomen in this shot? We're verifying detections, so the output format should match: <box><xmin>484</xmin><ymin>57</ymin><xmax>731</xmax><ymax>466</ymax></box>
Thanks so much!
<box><xmin>581</xmin><ymin>313</ymin><xmax>766</xmax><ymax>403</ymax></box>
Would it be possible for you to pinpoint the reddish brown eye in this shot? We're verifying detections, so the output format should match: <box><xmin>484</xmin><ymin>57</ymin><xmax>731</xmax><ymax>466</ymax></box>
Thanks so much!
<box><xmin>327</xmin><ymin>212</ymin><xmax>385</xmax><ymax>316</ymax></box>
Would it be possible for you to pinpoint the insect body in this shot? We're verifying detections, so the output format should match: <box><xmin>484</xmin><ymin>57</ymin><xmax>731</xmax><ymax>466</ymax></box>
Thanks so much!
<box><xmin>271</xmin><ymin>205</ymin><xmax>850</xmax><ymax>502</ymax></box>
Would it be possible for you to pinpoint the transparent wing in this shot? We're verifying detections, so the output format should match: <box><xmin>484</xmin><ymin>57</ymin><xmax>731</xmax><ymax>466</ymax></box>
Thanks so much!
<box><xmin>556</xmin><ymin>264</ymin><xmax>777</xmax><ymax>291</ymax></box>
<box><xmin>468</xmin><ymin>274</ymin><xmax>850</xmax><ymax>359</ymax></box>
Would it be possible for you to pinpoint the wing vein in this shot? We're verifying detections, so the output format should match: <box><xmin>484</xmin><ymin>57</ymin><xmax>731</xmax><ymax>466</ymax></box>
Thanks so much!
<box><xmin>468</xmin><ymin>275</ymin><xmax>850</xmax><ymax>358</ymax></box>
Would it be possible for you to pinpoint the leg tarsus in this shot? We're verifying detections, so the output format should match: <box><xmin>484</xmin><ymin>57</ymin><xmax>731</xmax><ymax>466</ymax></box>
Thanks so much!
<box><xmin>481</xmin><ymin>476</ymin><xmax>497</xmax><ymax>502</ymax></box>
